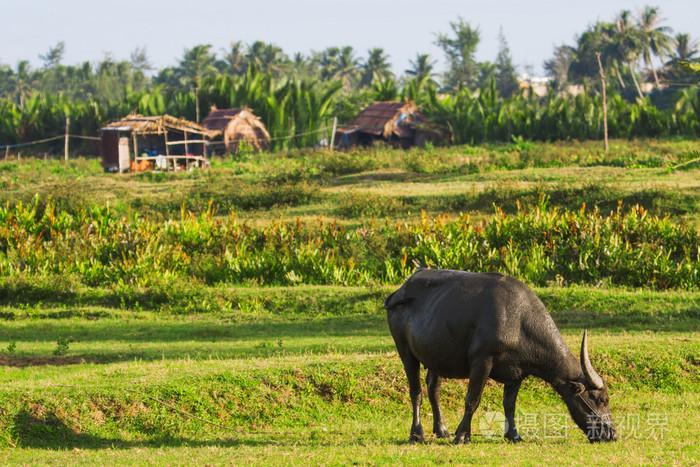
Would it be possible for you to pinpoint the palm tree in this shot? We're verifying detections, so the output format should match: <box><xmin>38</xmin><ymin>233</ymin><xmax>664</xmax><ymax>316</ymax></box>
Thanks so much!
<box><xmin>9</xmin><ymin>61</ymin><xmax>36</xmax><ymax>108</ymax></box>
<box><xmin>670</xmin><ymin>33</ymin><xmax>699</xmax><ymax>62</ymax></box>
<box><xmin>220</xmin><ymin>41</ymin><xmax>247</xmax><ymax>75</ymax></box>
<box><xmin>130</xmin><ymin>46</ymin><xmax>153</xmax><ymax>73</ymax></box>
<box><xmin>319</xmin><ymin>46</ymin><xmax>359</xmax><ymax>89</ymax></box>
<box><xmin>360</xmin><ymin>48</ymin><xmax>393</xmax><ymax>87</ymax></box>
<box><xmin>245</xmin><ymin>41</ymin><xmax>289</xmax><ymax>76</ymax></box>
<box><xmin>337</xmin><ymin>46</ymin><xmax>360</xmax><ymax>89</ymax></box>
<box><xmin>405</xmin><ymin>53</ymin><xmax>437</xmax><ymax>85</ymax></box>
<box><xmin>178</xmin><ymin>45</ymin><xmax>217</xmax><ymax>122</ymax></box>
<box><xmin>614</xmin><ymin>10</ymin><xmax>645</xmax><ymax>98</ymax></box>
<box><xmin>291</xmin><ymin>52</ymin><xmax>311</xmax><ymax>79</ymax></box>
<box><xmin>637</xmin><ymin>6</ymin><xmax>673</xmax><ymax>87</ymax></box>
<box><xmin>663</xmin><ymin>34</ymin><xmax>700</xmax><ymax>85</ymax></box>
<box><xmin>544</xmin><ymin>45</ymin><xmax>575</xmax><ymax>91</ymax></box>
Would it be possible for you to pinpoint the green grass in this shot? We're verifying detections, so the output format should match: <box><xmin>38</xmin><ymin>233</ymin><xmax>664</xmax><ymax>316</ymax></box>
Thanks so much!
<box><xmin>1</xmin><ymin>139</ymin><xmax>700</xmax><ymax>224</ymax></box>
<box><xmin>0</xmin><ymin>286</ymin><xmax>698</xmax><ymax>464</ymax></box>
<box><xmin>1</xmin><ymin>140</ymin><xmax>699</xmax><ymax>464</ymax></box>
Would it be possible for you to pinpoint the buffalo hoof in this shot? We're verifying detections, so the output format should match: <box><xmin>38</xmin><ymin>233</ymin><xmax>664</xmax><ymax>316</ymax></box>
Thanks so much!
<box><xmin>453</xmin><ymin>434</ymin><xmax>471</xmax><ymax>444</ymax></box>
<box><xmin>505</xmin><ymin>432</ymin><xmax>523</xmax><ymax>443</ymax></box>
<box><xmin>434</xmin><ymin>426</ymin><xmax>451</xmax><ymax>439</ymax></box>
<box><xmin>409</xmin><ymin>425</ymin><xmax>425</xmax><ymax>443</ymax></box>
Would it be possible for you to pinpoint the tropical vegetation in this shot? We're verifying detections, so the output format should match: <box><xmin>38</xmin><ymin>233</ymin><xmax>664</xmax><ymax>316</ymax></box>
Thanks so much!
<box><xmin>0</xmin><ymin>7</ymin><xmax>697</xmax><ymax>150</ymax></box>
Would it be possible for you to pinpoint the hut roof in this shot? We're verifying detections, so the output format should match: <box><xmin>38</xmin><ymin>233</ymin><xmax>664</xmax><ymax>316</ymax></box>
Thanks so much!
<box><xmin>102</xmin><ymin>114</ymin><xmax>212</xmax><ymax>136</ymax></box>
<box><xmin>202</xmin><ymin>108</ymin><xmax>246</xmax><ymax>134</ymax></box>
<box><xmin>343</xmin><ymin>101</ymin><xmax>424</xmax><ymax>139</ymax></box>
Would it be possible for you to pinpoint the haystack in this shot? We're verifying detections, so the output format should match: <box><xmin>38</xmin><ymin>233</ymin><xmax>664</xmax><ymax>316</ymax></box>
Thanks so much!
<box><xmin>202</xmin><ymin>106</ymin><xmax>271</xmax><ymax>154</ymax></box>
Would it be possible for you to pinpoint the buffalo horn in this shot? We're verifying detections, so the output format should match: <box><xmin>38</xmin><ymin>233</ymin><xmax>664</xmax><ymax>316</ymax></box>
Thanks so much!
<box><xmin>580</xmin><ymin>330</ymin><xmax>604</xmax><ymax>390</ymax></box>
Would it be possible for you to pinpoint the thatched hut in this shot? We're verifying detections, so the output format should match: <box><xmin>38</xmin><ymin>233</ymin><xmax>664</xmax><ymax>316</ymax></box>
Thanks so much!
<box><xmin>101</xmin><ymin>114</ymin><xmax>213</xmax><ymax>172</ymax></box>
<box><xmin>202</xmin><ymin>106</ymin><xmax>271</xmax><ymax>154</ymax></box>
<box><xmin>335</xmin><ymin>101</ymin><xmax>443</xmax><ymax>149</ymax></box>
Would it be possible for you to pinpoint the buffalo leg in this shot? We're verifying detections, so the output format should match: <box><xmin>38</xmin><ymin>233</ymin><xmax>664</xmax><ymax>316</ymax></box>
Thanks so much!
<box><xmin>400</xmin><ymin>353</ymin><xmax>424</xmax><ymax>443</ymax></box>
<box><xmin>426</xmin><ymin>369</ymin><xmax>450</xmax><ymax>438</ymax></box>
<box><xmin>503</xmin><ymin>381</ymin><xmax>523</xmax><ymax>442</ymax></box>
<box><xmin>454</xmin><ymin>357</ymin><xmax>493</xmax><ymax>444</ymax></box>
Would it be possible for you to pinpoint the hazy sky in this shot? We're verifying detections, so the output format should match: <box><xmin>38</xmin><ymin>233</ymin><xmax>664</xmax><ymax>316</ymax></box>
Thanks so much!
<box><xmin>1</xmin><ymin>0</ymin><xmax>696</xmax><ymax>76</ymax></box>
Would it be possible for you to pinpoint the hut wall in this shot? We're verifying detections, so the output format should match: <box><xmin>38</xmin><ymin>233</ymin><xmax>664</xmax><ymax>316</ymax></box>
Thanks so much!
<box><xmin>101</xmin><ymin>130</ymin><xmax>120</xmax><ymax>170</ymax></box>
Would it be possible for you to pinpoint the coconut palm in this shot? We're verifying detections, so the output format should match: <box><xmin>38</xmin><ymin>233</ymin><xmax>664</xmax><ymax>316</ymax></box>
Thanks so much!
<box><xmin>614</xmin><ymin>10</ymin><xmax>645</xmax><ymax>98</ymax></box>
<box><xmin>637</xmin><ymin>6</ymin><xmax>673</xmax><ymax>87</ymax></box>
<box><xmin>8</xmin><ymin>61</ymin><xmax>37</xmax><ymax>108</ymax></box>
<box><xmin>290</xmin><ymin>52</ymin><xmax>316</xmax><ymax>79</ymax></box>
<box><xmin>246</xmin><ymin>41</ymin><xmax>289</xmax><ymax>76</ymax></box>
<box><xmin>670</xmin><ymin>33</ymin><xmax>699</xmax><ymax>62</ymax></box>
<box><xmin>130</xmin><ymin>47</ymin><xmax>152</xmax><ymax>73</ymax></box>
<box><xmin>337</xmin><ymin>47</ymin><xmax>360</xmax><ymax>89</ymax></box>
<box><xmin>178</xmin><ymin>44</ymin><xmax>218</xmax><ymax>122</ymax></box>
<box><xmin>405</xmin><ymin>53</ymin><xmax>437</xmax><ymax>85</ymax></box>
<box><xmin>220</xmin><ymin>41</ymin><xmax>247</xmax><ymax>75</ymax></box>
<box><xmin>360</xmin><ymin>48</ymin><xmax>393</xmax><ymax>87</ymax></box>
<box><xmin>319</xmin><ymin>46</ymin><xmax>359</xmax><ymax>89</ymax></box>
<box><xmin>544</xmin><ymin>45</ymin><xmax>575</xmax><ymax>91</ymax></box>
<box><xmin>662</xmin><ymin>34</ymin><xmax>700</xmax><ymax>85</ymax></box>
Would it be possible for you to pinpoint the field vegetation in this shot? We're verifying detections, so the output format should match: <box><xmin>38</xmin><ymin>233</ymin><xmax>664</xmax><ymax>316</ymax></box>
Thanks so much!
<box><xmin>1</xmin><ymin>3</ymin><xmax>699</xmax><ymax>464</ymax></box>
<box><xmin>0</xmin><ymin>140</ymin><xmax>700</xmax><ymax>465</ymax></box>
<box><xmin>0</xmin><ymin>139</ymin><xmax>699</xmax><ymax>464</ymax></box>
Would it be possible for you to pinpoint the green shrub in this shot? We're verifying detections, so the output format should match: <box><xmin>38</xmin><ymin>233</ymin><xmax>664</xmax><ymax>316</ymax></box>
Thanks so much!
<box><xmin>0</xmin><ymin>197</ymin><xmax>697</xmax><ymax>289</ymax></box>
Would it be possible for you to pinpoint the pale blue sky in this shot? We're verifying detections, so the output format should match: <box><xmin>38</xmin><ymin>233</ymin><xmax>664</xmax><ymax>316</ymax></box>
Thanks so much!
<box><xmin>0</xmin><ymin>1</ymin><xmax>696</xmax><ymax>75</ymax></box>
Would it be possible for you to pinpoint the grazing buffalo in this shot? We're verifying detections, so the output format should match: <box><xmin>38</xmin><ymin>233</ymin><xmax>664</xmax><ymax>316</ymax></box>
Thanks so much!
<box><xmin>385</xmin><ymin>268</ymin><xmax>616</xmax><ymax>444</ymax></box>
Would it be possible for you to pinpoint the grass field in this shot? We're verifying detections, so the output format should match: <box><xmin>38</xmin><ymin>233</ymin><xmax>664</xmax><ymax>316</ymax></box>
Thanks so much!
<box><xmin>1</xmin><ymin>140</ymin><xmax>699</xmax><ymax>465</ymax></box>
<box><xmin>1</xmin><ymin>139</ymin><xmax>699</xmax><ymax>224</ymax></box>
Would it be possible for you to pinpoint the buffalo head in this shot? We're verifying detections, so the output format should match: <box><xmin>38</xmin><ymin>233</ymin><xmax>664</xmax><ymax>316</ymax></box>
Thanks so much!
<box><xmin>565</xmin><ymin>330</ymin><xmax>616</xmax><ymax>442</ymax></box>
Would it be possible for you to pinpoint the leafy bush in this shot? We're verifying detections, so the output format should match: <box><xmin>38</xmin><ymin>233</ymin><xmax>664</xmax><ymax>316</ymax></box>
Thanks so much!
<box><xmin>0</xmin><ymin>198</ymin><xmax>697</xmax><ymax>289</ymax></box>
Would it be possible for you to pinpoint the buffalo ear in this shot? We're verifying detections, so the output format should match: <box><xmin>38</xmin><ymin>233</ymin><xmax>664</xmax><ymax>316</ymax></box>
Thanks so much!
<box><xmin>569</xmin><ymin>381</ymin><xmax>586</xmax><ymax>395</ymax></box>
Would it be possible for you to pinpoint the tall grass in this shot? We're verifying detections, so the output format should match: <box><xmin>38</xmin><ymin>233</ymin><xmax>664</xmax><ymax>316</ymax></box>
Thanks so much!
<box><xmin>1</xmin><ymin>197</ymin><xmax>697</xmax><ymax>289</ymax></box>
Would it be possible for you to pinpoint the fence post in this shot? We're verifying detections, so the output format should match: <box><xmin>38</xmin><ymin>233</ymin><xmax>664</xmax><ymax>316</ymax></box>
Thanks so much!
<box><xmin>3</xmin><ymin>146</ymin><xmax>8</xmax><ymax>161</ymax></box>
<box><xmin>595</xmin><ymin>52</ymin><xmax>609</xmax><ymax>154</ymax></box>
<box><xmin>329</xmin><ymin>116</ymin><xmax>338</xmax><ymax>151</ymax></box>
<box><xmin>64</xmin><ymin>117</ymin><xmax>70</xmax><ymax>161</ymax></box>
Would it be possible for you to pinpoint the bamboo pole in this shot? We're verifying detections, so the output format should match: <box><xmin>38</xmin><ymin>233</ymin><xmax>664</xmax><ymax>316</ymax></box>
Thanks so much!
<box><xmin>64</xmin><ymin>117</ymin><xmax>70</xmax><ymax>161</ymax></box>
<box><xmin>329</xmin><ymin>117</ymin><xmax>338</xmax><ymax>151</ymax></box>
<box><xmin>596</xmin><ymin>52</ymin><xmax>609</xmax><ymax>154</ymax></box>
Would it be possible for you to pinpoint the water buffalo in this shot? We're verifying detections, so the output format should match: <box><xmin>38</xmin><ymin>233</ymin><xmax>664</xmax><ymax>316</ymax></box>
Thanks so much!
<box><xmin>385</xmin><ymin>268</ymin><xmax>616</xmax><ymax>444</ymax></box>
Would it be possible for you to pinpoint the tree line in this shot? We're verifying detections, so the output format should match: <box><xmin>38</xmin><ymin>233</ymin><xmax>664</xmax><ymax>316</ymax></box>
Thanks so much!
<box><xmin>0</xmin><ymin>6</ymin><xmax>698</xmax><ymax>151</ymax></box>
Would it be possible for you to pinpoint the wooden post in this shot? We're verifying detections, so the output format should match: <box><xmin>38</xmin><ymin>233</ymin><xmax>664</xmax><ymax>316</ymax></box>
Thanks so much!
<box><xmin>64</xmin><ymin>117</ymin><xmax>70</xmax><ymax>161</ymax></box>
<box><xmin>132</xmin><ymin>133</ymin><xmax>138</xmax><ymax>171</ymax></box>
<box><xmin>596</xmin><ymin>52</ymin><xmax>609</xmax><ymax>154</ymax></box>
<box><xmin>164</xmin><ymin>131</ymin><xmax>170</xmax><ymax>156</ymax></box>
<box><xmin>329</xmin><ymin>116</ymin><xmax>338</xmax><ymax>151</ymax></box>
<box><xmin>3</xmin><ymin>146</ymin><xmax>8</xmax><ymax>160</ymax></box>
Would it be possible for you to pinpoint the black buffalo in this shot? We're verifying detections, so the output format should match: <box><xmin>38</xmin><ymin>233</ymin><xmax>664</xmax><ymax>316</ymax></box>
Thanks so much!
<box><xmin>385</xmin><ymin>268</ymin><xmax>616</xmax><ymax>443</ymax></box>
